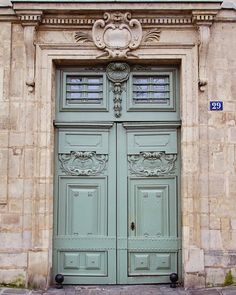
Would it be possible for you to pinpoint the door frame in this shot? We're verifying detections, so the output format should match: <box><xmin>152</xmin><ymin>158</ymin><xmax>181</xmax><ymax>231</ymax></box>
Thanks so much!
<box><xmin>34</xmin><ymin>44</ymin><xmax>199</xmax><ymax>285</ymax></box>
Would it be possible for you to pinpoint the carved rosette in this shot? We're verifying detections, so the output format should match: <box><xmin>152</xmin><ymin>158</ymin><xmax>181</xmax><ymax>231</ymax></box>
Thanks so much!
<box><xmin>59</xmin><ymin>151</ymin><xmax>108</xmax><ymax>176</ymax></box>
<box><xmin>106</xmin><ymin>62</ymin><xmax>130</xmax><ymax>118</ymax></box>
<box><xmin>128</xmin><ymin>152</ymin><xmax>177</xmax><ymax>176</ymax></box>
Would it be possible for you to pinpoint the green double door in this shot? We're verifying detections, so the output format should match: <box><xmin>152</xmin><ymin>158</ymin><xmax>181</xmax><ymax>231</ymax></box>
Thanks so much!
<box><xmin>53</xmin><ymin>64</ymin><xmax>181</xmax><ymax>284</ymax></box>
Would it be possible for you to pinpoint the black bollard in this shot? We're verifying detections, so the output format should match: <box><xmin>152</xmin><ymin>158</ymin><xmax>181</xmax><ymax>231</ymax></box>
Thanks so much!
<box><xmin>55</xmin><ymin>273</ymin><xmax>64</xmax><ymax>289</ymax></box>
<box><xmin>170</xmin><ymin>272</ymin><xmax>178</xmax><ymax>288</ymax></box>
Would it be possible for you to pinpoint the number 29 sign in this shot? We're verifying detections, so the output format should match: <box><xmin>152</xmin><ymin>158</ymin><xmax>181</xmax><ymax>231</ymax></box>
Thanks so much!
<box><xmin>210</xmin><ymin>101</ymin><xmax>223</xmax><ymax>111</ymax></box>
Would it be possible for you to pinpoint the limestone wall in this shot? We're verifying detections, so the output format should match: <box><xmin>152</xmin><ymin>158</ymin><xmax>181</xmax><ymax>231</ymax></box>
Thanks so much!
<box><xmin>200</xmin><ymin>17</ymin><xmax>236</xmax><ymax>286</ymax></box>
<box><xmin>0</xmin><ymin>21</ymin><xmax>52</xmax><ymax>288</ymax></box>
<box><xmin>0</xmin><ymin>2</ymin><xmax>235</xmax><ymax>289</ymax></box>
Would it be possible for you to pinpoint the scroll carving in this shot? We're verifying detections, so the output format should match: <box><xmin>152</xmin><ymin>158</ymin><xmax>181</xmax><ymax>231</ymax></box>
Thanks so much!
<box><xmin>59</xmin><ymin>152</ymin><xmax>108</xmax><ymax>176</ymax></box>
<box><xmin>142</xmin><ymin>29</ymin><xmax>161</xmax><ymax>43</ymax></box>
<box><xmin>106</xmin><ymin>62</ymin><xmax>130</xmax><ymax>118</ymax></box>
<box><xmin>75</xmin><ymin>12</ymin><xmax>161</xmax><ymax>59</ymax></box>
<box><xmin>198</xmin><ymin>25</ymin><xmax>210</xmax><ymax>92</ymax></box>
<box><xmin>24</xmin><ymin>26</ymin><xmax>36</xmax><ymax>92</ymax></box>
<box><xmin>192</xmin><ymin>11</ymin><xmax>217</xmax><ymax>92</ymax></box>
<box><xmin>19</xmin><ymin>13</ymin><xmax>42</xmax><ymax>92</ymax></box>
<box><xmin>128</xmin><ymin>152</ymin><xmax>177</xmax><ymax>176</ymax></box>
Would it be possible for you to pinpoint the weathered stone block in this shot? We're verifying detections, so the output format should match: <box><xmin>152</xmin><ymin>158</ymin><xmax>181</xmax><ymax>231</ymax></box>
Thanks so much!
<box><xmin>0</xmin><ymin>269</ymin><xmax>26</xmax><ymax>287</ymax></box>
<box><xmin>210</xmin><ymin>230</ymin><xmax>223</xmax><ymax>250</ymax></box>
<box><xmin>185</xmin><ymin>247</ymin><xmax>204</xmax><ymax>273</ymax></box>
<box><xmin>0</xmin><ymin>253</ymin><xmax>27</xmax><ymax>268</ymax></box>
<box><xmin>0</xmin><ymin>233</ymin><xmax>22</xmax><ymax>249</ymax></box>
<box><xmin>206</xmin><ymin>268</ymin><xmax>225</xmax><ymax>286</ymax></box>
<box><xmin>28</xmin><ymin>251</ymin><xmax>49</xmax><ymax>289</ymax></box>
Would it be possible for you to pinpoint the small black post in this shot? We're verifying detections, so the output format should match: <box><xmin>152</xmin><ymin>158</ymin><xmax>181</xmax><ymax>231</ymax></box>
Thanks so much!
<box><xmin>170</xmin><ymin>272</ymin><xmax>178</xmax><ymax>288</ymax></box>
<box><xmin>55</xmin><ymin>273</ymin><xmax>64</xmax><ymax>289</ymax></box>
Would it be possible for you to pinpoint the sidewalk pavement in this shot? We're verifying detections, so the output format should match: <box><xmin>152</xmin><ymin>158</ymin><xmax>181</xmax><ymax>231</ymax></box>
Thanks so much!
<box><xmin>0</xmin><ymin>285</ymin><xmax>236</xmax><ymax>295</ymax></box>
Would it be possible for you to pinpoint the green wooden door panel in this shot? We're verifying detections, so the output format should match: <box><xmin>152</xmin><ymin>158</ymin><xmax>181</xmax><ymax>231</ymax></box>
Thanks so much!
<box><xmin>57</xmin><ymin>177</ymin><xmax>107</xmax><ymax>236</ymax></box>
<box><xmin>129</xmin><ymin>178</ymin><xmax>177</xmax><ymax>238</ymax></box>
<box><xmin>58</xmin><ymin>129</ymin><xmax>109</xmax><ymax>154</ymax></box>
<box><xmin>129</xmin><ymin>252</ymin><xmax>177</xmax><ymax>276</ymax></box>
<box><xmin>59</xmin><ymin>251</ymin><xmax>108</xmax><ymax>276</ymax></box>
<box><xmin>126</xmin><ymin>129</ymin><xmax>177</xmax><ymax>154</ymax></box>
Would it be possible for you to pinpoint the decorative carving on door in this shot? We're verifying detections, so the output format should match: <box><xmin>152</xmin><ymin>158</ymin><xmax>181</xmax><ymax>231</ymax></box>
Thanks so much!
<box><xmin>128</xmin><ymin>152</ymin><xmax>177</xmax><ymax>176</ymax></box>
<box><xmin>59</xmin><ymin>151</ymin><xmax>108</xmax><ymax>176</ymax></box>
<box><xmin>106</xmin><ymin>62</ymin><xmax>130</xmax><ymax>118</ymax></box>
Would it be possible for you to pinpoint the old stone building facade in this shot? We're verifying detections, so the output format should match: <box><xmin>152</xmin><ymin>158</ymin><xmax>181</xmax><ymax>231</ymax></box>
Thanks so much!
<box><xmin>0</xmin><ymin>0</ymin><xmax>236</xmax><ymax>290</ymax></box>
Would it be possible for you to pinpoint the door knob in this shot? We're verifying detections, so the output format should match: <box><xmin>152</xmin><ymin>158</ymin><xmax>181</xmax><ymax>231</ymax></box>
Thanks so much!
<box><xmin>130</xmin><ymin>222</ymin><xmax>135</xmax><ymax>231</ymax></box>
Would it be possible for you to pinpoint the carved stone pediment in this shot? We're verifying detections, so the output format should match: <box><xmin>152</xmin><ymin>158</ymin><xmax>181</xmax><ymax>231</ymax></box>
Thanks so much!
<box><xmin>75</xmin><ymin>12</ymin><xmax>161</xmax><ymax>59</ymax></box>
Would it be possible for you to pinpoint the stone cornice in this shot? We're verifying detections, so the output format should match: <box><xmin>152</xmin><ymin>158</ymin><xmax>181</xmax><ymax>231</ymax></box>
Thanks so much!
<box><xmin>0</xmin><ymin>7</ymin><xmax>17</xmax><ymax>21</ymax></box>
<box><xmin>17</xmin><ymin>10</ymin><xmax>43</xmax><ymax>26</ymax></box>
<box><xmin>40</xmin><ymin>15</ymin><xmax>193</xmax><ymax>27</ymax></box>
<box><xmin>192</xmin><ymin>10</ymin><xmax>218</xmax><ymax>25</ymax></box>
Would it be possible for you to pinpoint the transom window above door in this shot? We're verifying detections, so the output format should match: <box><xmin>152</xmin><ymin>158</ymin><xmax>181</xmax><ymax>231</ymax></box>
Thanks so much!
<box><xmin>56</xmin><ymin>63</ymin><xmax>179</xmax><ymax>122</ymax></box>
<box><xmin>66</xmin><ymin>75</ymin><xmax>104</xmax><ymax>103</ymax></box>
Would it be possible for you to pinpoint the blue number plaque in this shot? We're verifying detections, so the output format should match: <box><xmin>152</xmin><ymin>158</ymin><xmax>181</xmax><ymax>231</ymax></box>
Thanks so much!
<box><xmin>210</xmin><ymin>101</ymin><xmax>223</xmax><ymax>111</ymax></box>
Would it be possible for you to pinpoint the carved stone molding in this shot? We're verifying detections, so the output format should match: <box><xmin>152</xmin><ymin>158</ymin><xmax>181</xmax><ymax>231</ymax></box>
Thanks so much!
<box><xmin>42</xmin><ymin>15</ymin><xmax>192</xmax><ymax>27</ymax></box>
<box><xmin>42</xmin><ymin>17</ymin><xmax>96</xmax><ymax>25</ymax></box>
<box><xmin>20</xmin><ymin>14</ymin><xmax>42</xmax><ymax>24</ymax></box>
<box><xmin>19</xmin><ymin>13</ymin><xmax>42</xmax><ymax>92</ymax></box>
<box><xmin>59</xmin><ymin>151</ymin><xmax>108</xmax><ymax>176</ymax></box>
<box><xmin>192</xmin><ymin>13</ymin><xmax>216</xmax><ymax>25</ymax></box>
<box><xmin>106</xmin><ymin>62</ymin><xmax>130</xmax><ymax>118</ymax></box>
<box><xmin>139</xmin><ymin>16</ymin><xmax>192</xmax><ymax>25</ymax></box>
<box><xmin>192</xmin><ymin>11</ymin><xmax>217</xmax><ymax>91</ymax></box>
<box><xmin>92</xmin><ymin>12</ymin><xmax>142</xmax><ymax>58</ymax></box>
<box><xmin>23</xmin><ymin>26</ymin><xmax>36</xmax><ymax>92</ymax></box>
<box><xmin>128</xmin><ymin>152</ymin><xmax>177</xmax><ymax>176</ymax></box>
<box><xmin>198</xmin><ymin>25</ymin><xmax>210</xmax><ymax>92</ymax></box>
<box><xmin>75</xmin><ymin>12</ymin><xmax>161</xmax><ymax>59</ymax></box>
